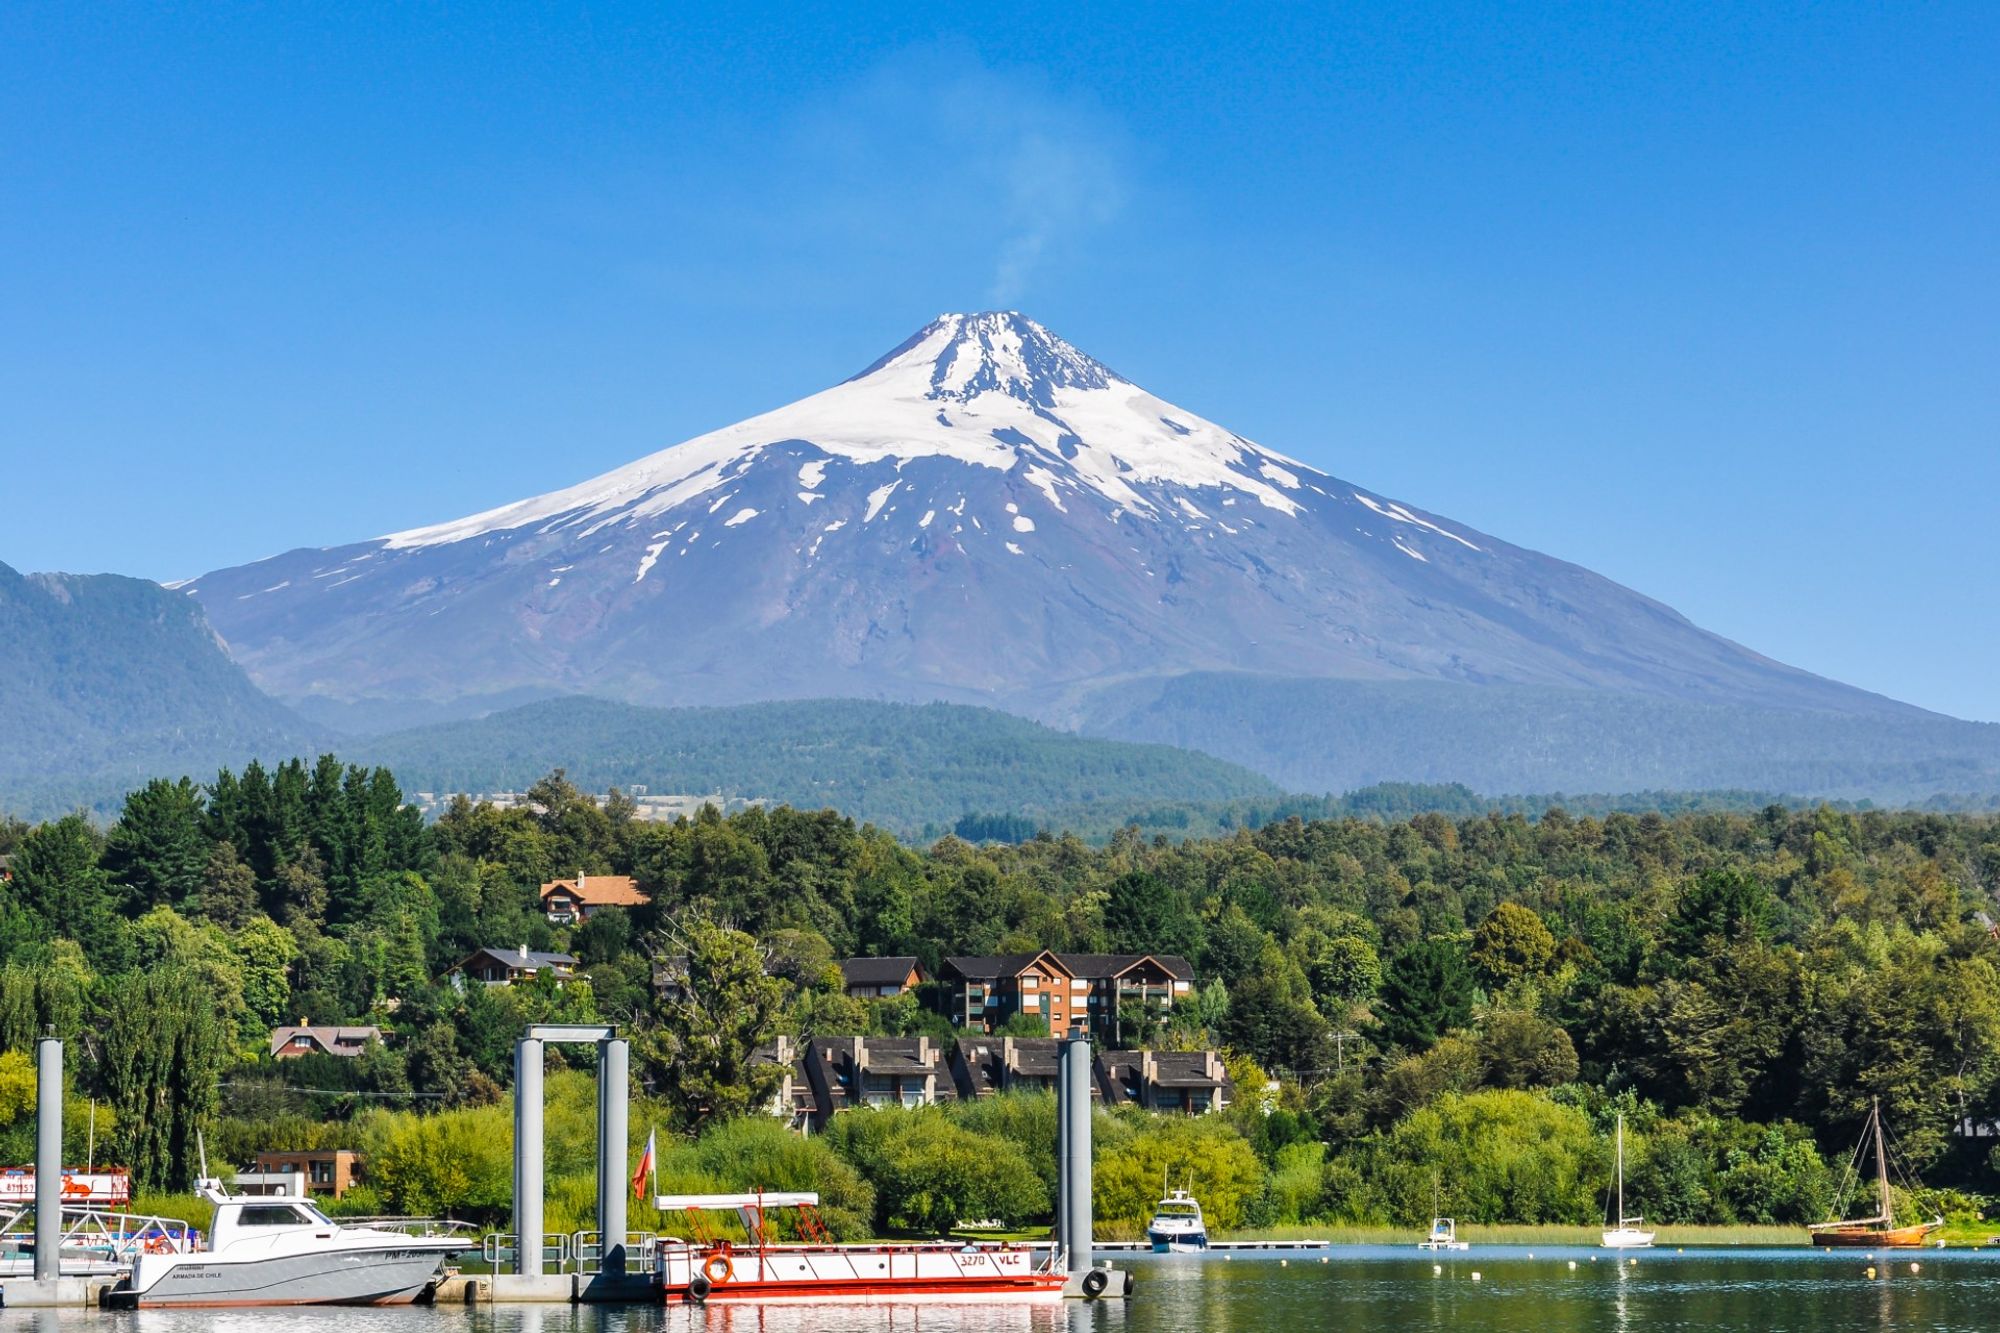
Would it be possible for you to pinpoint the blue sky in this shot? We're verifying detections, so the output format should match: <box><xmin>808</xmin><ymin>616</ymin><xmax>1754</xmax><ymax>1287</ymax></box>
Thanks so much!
<box><xmin>4</xmin><ymin>3</ymin><xmax>1995</xmax><ymax>718</ymax></box>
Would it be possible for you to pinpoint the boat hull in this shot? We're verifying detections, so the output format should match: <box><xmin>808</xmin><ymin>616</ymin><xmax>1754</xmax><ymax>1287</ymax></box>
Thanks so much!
<box><xmin>1809</xmin><ymin>1223</ymin><xmax>1941</xmax><ymax>1249</ymax></box>
<box><xmin>124</xmin><ymin>1242</ymin><xmax>460</xmax><ymax>1307</ymax></box>
<box><xmin>1601</xmin><ymin>1232</ymin><xmax>1655</xmax><ymax>1250</ymax></box>
<box><xmin>659</xmin><ymin>1243</ymin><xmax>1067</xmax><ymax>1304</ymax></box>
<box><xmin>668</xmin><ymin>1275</ymin><xmax>1069</xmax><ymax>1304</ymax></box>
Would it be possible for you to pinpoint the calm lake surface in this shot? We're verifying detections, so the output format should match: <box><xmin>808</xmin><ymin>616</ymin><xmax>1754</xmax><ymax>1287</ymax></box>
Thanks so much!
<box><xmin>8</xmin><ymin>1248</ymin><xmax>2000</xmax><ymax>1332</ymax></box>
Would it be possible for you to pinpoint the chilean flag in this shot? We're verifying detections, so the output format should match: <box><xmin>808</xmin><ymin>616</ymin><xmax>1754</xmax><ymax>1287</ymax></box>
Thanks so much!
<box><xmin>632</xmin><ymin>1127</ymin><xmax>657</xmax><ymax>1202</ymax></box>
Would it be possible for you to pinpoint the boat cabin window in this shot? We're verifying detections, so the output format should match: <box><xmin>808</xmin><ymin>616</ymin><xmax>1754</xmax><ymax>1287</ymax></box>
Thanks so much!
<box><xmin>234</xmin><ymin>1204</ymin><xmax>323</xmax><ymax>1227</ymax></box>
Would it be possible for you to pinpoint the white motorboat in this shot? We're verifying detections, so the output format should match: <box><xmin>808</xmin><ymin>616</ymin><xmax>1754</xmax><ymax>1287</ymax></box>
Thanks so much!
<box><xmin>114</xmin><ymin>1181</ymin><xmax>469</xmax><ymax>1307</ymax></box>
<box><xmin>1146</xmin><ymin>1187</ymin><xmax>1209</xmax><ymax>1253</ymax></box>
<box><xmin>1601</xmin><ymin>1114</ymin><xmax>1655</xmax><ymax>1250</ymax></box>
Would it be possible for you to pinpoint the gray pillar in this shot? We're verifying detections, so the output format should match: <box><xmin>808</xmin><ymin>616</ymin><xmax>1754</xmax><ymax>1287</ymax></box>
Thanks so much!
<box><xmin>1061</xmin><ymin>1033</ymin><xmax>1093</xmax><ymax>1275</ymax></box>
<box><xmin>1056</xmin><ymin>1048</ymin><xmax>1072</xmax><ymax>1258</ymax></box>
<box><xmin>595</xmin><ymin>1038</ymin><xmax>630</xmax><ymax>1276</ymax></box>
<box><xmin>513</xmin><ymin>1038</ymin><xmax>545</xmax><ymax>1276</ymax></box>
<box><xmin>34</xmin><ymin>1038</ymin><xmax>61</xmax><ymax>1282</ymax></box>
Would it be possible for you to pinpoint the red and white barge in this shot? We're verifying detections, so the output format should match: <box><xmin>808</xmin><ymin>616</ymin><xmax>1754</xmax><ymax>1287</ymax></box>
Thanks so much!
<box><xmin>651</xmin><ymin>1192</ymin><xmax>1067</xmax><ymax>1305</ymax></box>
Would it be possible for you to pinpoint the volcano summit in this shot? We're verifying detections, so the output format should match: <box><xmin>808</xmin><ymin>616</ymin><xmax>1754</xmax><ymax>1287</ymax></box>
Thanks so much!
<box><xmin>188</xmin><ymin>312</ymin><xmax>1912</xmax><ymax>741</ymax></box>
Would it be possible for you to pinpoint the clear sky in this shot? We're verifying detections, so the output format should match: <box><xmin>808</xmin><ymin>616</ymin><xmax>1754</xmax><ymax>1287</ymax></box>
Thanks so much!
<box><xmin>4</xmin><ymin>4</ymin><xmax>1995</xmax><ymax>718</ymax></box>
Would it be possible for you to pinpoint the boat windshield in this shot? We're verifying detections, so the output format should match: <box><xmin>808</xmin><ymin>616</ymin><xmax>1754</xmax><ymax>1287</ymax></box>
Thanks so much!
<box><xmin>1154</xmin><ymin>1201</ymin><xmax>1202</xmax><ymax>1218</ymax></box>
<box><xmin>233</xmin><ymin>1203</ymin><xmax>328</xmax><ymax>1228</ymax></box>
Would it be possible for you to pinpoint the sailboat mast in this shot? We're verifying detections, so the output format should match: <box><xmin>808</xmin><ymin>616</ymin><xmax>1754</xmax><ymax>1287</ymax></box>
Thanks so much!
<box><xmin>1616</xmin><ymin>1113</ymin><xmax>1625</xmax><ymax>1226</ymax></box>
<box><xmin>1873</xmin><ymin>1099</ymin><xmax>1891</xmax><ymax>1224</ymax></box>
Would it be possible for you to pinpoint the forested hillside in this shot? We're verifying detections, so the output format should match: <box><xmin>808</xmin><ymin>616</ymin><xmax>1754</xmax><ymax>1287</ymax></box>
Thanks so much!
<box><xmin>359</xmin><ymin>696</ymin><xmax>1283</xmax><ymax>836</ymax></box>
<box><xmin>0</xmin><ymin>560</ymin><xmax>319</xmax><ymax>814</ymax></box>
<box><xmin>3</xmin><ymin>759</ymin><xmax>1998</xmax><ymax>1235</ymax></box>
<box><xmin>1082</xmin><ymin>674</ymin><xmax>2000</xmax><ymax>801</ymax></box>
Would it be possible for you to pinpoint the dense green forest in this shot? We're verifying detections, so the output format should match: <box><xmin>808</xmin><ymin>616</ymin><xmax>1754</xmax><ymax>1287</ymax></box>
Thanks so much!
<box><xmin>0</xmin><ymin>561</ymin><xmax>318</xmax><ymax>814</ymax></box>
<box><xmin>1082</xmin><ymin>673</ymin><xmax>2000</xmax><ymax>803</ymax></box>
<box><xmin>4</xmin><ymin>756</ymin><xmax>2000</xmax><ymax>1237</ymax></box>
<box><xmin>356</xmin><ymin>696</ymin><xmax>1284</xmax><ymax>836</ymax></box>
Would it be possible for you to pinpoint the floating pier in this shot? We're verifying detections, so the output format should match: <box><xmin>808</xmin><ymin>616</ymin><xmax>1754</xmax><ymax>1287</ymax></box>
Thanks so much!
<box><xmin>2</xmin><ymin>1022</ymin><xmax>1131</xmax><ymax>1308</ymax></box>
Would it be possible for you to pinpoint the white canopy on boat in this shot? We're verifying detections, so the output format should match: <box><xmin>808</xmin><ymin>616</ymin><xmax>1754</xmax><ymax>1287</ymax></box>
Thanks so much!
<box><xmin>654</xmin><ymin>1192</ymin><xmax>820</xmax><ymax>1210</ymax></box>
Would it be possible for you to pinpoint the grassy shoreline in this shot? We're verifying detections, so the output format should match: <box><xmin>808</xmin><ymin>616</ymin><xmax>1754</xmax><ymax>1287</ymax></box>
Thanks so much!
<box><xmin>1220</xmin><ymin>1223</ymin><xmax>1994</xmax><ymax>1248</ymax></box>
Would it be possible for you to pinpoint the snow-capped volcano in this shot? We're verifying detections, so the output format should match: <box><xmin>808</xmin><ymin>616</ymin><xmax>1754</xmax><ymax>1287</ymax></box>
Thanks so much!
<box><xmin>186</xmin><ymin>312</ymin><xmax>1910</xmax><ymax>727</ymax></box>
<box><xmin>381</xmin><ymin>312</ymin><xmax>1311</xmax><ymax>553</ymax></box>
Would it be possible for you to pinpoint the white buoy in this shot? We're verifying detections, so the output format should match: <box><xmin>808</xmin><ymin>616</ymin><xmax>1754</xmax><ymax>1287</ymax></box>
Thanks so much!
<box><xmin>1910</xmin><ymin>1263</ymin><xmax>1920</xmax><ymax>1274</ymax></box>
<box><xmin>1433</xmin><ymin>1264</ymin><xmax>1442</xmax><ymax>1276</ymax></box>
<box><xmin>1471</xmin><ymin>1272</ymin><xmax>1482</xmax><ymax>1282</ymax></box>
<box><xmin>1866</xmin><ymin>1266</ymin><xmax>1877</xmax><ymax>1279</ymax></box>
<box><xmin>1281</xmin><ymin>1260</ymin><xmax>1288</xmax><ymax>1267</ymax></box>
<box><xmin>1567</xmin><ymin>1260</ymin><xmax>1577</xmax><ymax>1270</ymax></box>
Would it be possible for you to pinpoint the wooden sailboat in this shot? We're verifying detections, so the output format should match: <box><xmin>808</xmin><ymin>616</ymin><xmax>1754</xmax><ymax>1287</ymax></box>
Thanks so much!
<box><xmin>1600</xmin><ymin>1113</ymin><xmax>1654</xmax><ymax>1249</ymax></box>
<box><xmin>1808</xmin><ymin>1099</ymin><xmax>1942</xmax><ymax>1248</ymax></box>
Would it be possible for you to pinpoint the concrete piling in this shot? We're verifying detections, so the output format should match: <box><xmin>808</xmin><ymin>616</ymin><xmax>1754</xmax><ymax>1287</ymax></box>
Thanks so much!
<box><xmin>1060</xmin><ymin>1031</ymin><xmax>1093</xmax><ymax>1278</ymax></box>
<box><xmin>595</xmin><ymin>1038</ymin><xmax>629</xmax><ymax>1277</ymax></box>
<box><xmin>512</xmin><ymin>1037</ymin><xmax>545</xmax><ymax>1277</ymax></box>
<box><xmin>35</xmin><ymin>1038</ymin><xmax>61</xmax><ymax>1284</ymax></box>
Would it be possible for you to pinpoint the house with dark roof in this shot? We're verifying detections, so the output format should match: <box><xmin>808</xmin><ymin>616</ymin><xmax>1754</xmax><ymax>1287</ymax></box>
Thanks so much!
<box><xmin>751</xmin><ymin>1036</ymin><xmax>816</xmax><ymax>1131</ymax></box>
<box><xmin>267</xmin><ymin>1024</ymin><xmax>382</xmax><ymax>1060</ymax></box>
<box><xmin>939</xmin><ymin>951</ymin><xmax>1077</xmax><ymax>1035</ymax></box>
<box><xmin>1097</xmin><ymin>1048</ymin><xmax>1233</xmax><ymax>1114</ymax></box>
<box><xmin>838</xmin><ymin>956</ymin><xmax>927</xmax><ymax>998</ymax></box>
<box><xmin>799</xmin><ymin>1036</ymin><xmax>956</xmax><ymax>1131</ymax></box>
<box><xmin>759</xmin><ymin>1035</ymin><xmax>1230</xmax><ymax>1129</ymax></box>
<box><xmin>539</xmin><ymin>873</ymin><xmax>649</xmax><ymax>924</ymax></box>
<box><xmin>951</xmin><ymin>1035</ymin><xmax>1072</xmax><ymax>1099</ymax></box>
<box><xmin>937</xmin><ymin>951</ymin><xmax>1197</xmax><ymax>1039</ymax></box>
<box><xmin>1055</xmin><ymin>954</ymin><xmax>1197</xmax><ymax>1044</ymax></box>
<box><xmin>449</xmin><ymin>945</ymin><xmax>578</xmax><ymax>987</ymax></box>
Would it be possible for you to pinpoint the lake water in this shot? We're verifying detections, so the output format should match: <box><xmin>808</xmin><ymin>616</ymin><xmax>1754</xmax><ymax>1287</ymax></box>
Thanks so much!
<box><xmin>7</xmin><ymin>1247</ymin><xmax>2000</xmax><ymax>1332</ymax></box>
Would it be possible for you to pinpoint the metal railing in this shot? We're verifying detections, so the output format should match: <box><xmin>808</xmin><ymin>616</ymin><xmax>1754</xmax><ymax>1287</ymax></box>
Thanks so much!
<box><xmin>0</xmin><ymin>1202</ymin><xmax>202</xmax><ymax>1276</ymax></box>
<box><xmin>480</xmin><ymin>1231</ymin><xmax>572</xmax><ymax>1273</ymax></box>
<box><xmin>570</xmin><ymin>1230</ymin><xmax>658</xmax><ymax>1276</ymax></box>
<box><xmin>340</xmin><ymin>1216</ymin><xmax>481</xmax><ymax>1246</ymax></box>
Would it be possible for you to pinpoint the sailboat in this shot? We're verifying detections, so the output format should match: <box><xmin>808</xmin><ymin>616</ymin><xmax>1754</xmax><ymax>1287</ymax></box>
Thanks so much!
<box><xmin>1417</xmin><ymin>1174</ymin><xmax>1468</xmax><ymax>1251</ymax></box>
<box><xmin>1601</xmin><ymin>1113</ymin><xmax>1654</xmax><ymax>1249</ymax></box>
<box><xmin>1808</xmin><ymin>1099</ymin><xmax>1943</xmax><ymax>1248</ymax></box>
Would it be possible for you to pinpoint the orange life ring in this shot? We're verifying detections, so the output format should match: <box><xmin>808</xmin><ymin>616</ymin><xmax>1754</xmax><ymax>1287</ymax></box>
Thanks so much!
<box><xmin>702</xmin><ymin>1252</ymin><xmax>734</xmax><ymax>1284</ymax></box>
<box><xmin>144</xmin><ymin>1236</ymin><xmax>171</xmax><ymax>1254</ymax></box>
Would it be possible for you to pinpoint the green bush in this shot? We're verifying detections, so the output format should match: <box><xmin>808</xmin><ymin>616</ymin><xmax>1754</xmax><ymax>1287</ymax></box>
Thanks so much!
<box><xmin>826</xmin><ymin>1107</ymin><xmax>1043</xmax><ymax>1234</ymax></box>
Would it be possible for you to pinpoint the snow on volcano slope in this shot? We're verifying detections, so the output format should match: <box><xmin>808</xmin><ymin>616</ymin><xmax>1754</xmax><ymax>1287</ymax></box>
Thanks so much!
<box><xmin>185</xmin><ymin>313</ymin><xmax>1914</xmax><ymax>723</ymax></box>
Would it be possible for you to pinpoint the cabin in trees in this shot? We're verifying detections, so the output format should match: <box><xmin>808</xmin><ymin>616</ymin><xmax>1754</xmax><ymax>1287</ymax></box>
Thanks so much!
<box><xmin>799</xmin><ymin>1036</ymin><xmax>956</xmax><ymax>1128</ymax></box>
<box><xmin>936</xmin><ymin>951</ymin><xmax>1196</xmax><ymax>1041</ymax></box>
<box><xmin>1097</xmin><ymin>1049</ymin><xmax>1232</xmax><ymax>1114</ymax></box>
<box><xmin>252</xmin><ymin>1149</ymin><xmax>365</xmax><ymax>1199</ymax></box>
<box><xmin>267</xmin><ymin>1024</ymin><xmax>382</xmax><ymax>1060</ymax></box>
<box><xmin>838</xmin><ymin>955</ymin><xmax>928</xmax><ymax>998</ymax></box>
<box><xmin>539</xmin><ymin>872</ymin><xmax>648</xmax><ymax>924</ymax></box>
<box><xmin>449</xmin><ymin>946</ymin><xmax>578</xmax><ymax>987</ymax></box>
<box><xmin>771</xmin><ymin>1035</ymin><xmax>1231</xmax><ymax>1132</ymax></box>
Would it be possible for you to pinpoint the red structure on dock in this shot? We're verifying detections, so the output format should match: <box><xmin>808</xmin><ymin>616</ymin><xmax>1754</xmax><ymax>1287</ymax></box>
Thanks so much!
<box><xmin>652</xmin><ymin>1193</ymin><xmax>1068</xmax><ymax>1304</ymax></box>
